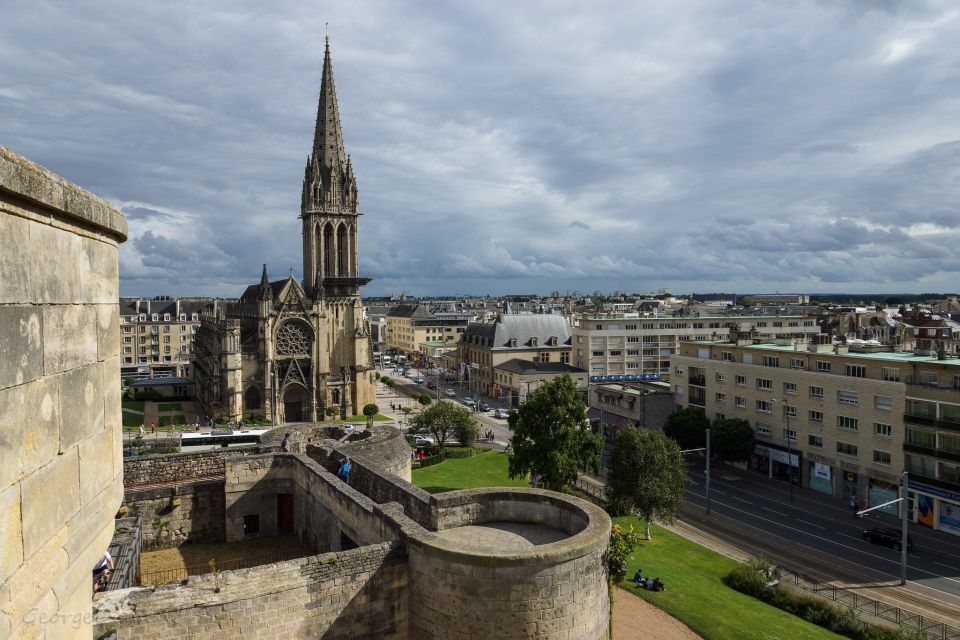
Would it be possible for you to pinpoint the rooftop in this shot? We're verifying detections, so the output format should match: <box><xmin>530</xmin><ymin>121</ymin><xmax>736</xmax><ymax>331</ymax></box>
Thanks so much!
<box><xmin>702</xmin><ymin>341</ymin><xmax>960</xmax><ymax>367</ymax></box>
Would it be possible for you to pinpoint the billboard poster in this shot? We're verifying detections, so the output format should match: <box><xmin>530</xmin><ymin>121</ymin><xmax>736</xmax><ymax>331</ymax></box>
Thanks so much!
<box><xmin>939</xmin><ymin>501</ymin><xmax>960</xmax><ymax>535</ymax></box>
<box><xmin>916</xmin><ymin>494</ymin><xmax>935</xmax><ymax>528</ymax></box>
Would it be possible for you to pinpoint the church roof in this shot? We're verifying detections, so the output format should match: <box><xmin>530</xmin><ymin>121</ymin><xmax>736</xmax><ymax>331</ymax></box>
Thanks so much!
<box><xmin>239</xmin><ymin>279</ymin><xmax>290</xmax><ymax>302</ymax></box>
<box><xmin>313</xmin><ymin>37</ymin><xmax>347</xmax><ymax>170</ymax></box>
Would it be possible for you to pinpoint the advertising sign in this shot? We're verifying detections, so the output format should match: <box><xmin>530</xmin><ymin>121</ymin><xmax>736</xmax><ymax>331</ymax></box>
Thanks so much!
<box><xmin>939</xmin><ymin>501</ymin><xmax>960</xmax><ymax>535</ymax></box>
<box><xmin>814</xmin><ymin>463</ymin><xmax>831</xmax><ymax>480</ymax></box>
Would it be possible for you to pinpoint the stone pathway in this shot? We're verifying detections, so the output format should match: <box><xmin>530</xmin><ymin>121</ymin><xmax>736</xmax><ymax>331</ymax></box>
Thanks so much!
<box><xmin>435</xmin><ymin>522</ymin><xmax>568</xmax><ymax>550</ymax></box>
<box><xmin>613</xmin><ymin>587</ymin><xmax>699</xmax><ymax>640</ymax></box>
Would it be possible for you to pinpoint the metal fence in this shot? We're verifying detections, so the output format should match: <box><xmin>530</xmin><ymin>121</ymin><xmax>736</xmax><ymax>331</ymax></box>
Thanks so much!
<box><xmin>777</xmin><ymin>566</ymin><xmax>960</xmax><ymax>640</ymax></box>
<box><xmin>140</xmin><ymin>549</ymin><xmax>306</xmax><ymax>585</ymax></box>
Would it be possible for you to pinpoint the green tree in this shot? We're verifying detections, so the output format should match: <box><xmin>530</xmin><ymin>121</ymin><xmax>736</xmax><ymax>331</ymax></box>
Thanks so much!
<box><xmin>712</xmin><ymin>418</ymin><xmax>755</xmax><ymax>474</ymax></box>
<box><xmin>663</xmin><ymin>407</ymin><xmax>708</xmax><ymax>450</ymax></box>
<box><xmin>605</xmin><ymin>426</ymin><xmax>687</xmax><ymax>540</ymax></box>
<box><xmin>409</xmin><ymin>401</ymin><xmax>477</xmax><ymax>449</ymax></box>
<box><xmin>417</xmin><ymin>394</ymin><xmax>431</xmax><ymax>406</ymax></box>
<box><xmin>362</xmin><ymin>403</ymin><xmax>379</xmax><ymax>417</ymax></box>
<box><xmin>508</xmin><ymin>375</ymin><xmax>602</xmax><ymax>491</ymax></box>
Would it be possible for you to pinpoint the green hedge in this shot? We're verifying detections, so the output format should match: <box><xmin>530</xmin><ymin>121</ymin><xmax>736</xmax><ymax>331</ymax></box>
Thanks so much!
<box><xmin>418</xmin><ymin>455</ymin><xmax>445</xmax><ymax>468</ymax></box>
<box><xmin>724</xmin><ymin>566</ymin><xmax>918</xmax><ymax>640</ymax></box>
<box><xmin>441</xmin><ymin>447</ymin><xmax>480</xmax><ymax>459</ymax></box>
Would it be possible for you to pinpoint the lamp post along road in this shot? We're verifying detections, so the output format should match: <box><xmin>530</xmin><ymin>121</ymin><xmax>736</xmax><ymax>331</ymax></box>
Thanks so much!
<box><xmin>856</xmin><ymin>470</ymin><xmax>909</xmax><ymax>586</ymax></box>
<box><xmin>682</xmin><ymin>429</ymin><xmax>710</xmax><ymax>515</ymax></box>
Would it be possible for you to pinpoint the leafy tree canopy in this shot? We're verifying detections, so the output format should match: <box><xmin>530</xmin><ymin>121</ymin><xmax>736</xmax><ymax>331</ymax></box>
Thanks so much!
<box><xmin>663</xmin><ymin>407</ymin><xmax>709</xmax><ymax>450</ymax></box>
<box><xmin>409</xmin><ymin>400</ymin><xmax>476</xmax><ymax>449</ymax></box>
<box><xmin>605</xmin><ymin>425</ymin><xmax>687</xmax><ymax>539</ymax></box>
<box><xmin>507</xmin><ymin>374</ymin><xmax>602</xmax><ymax>491</ymax></box>
<box><xmin>712</xmin><ymin>418</ymin><xmax>755</xmax><ymax>469</ymax></box>
<box><xmin>362</xmin><ymin>403</ymin><xmax>379</xmax><ymax>417</ymax></box>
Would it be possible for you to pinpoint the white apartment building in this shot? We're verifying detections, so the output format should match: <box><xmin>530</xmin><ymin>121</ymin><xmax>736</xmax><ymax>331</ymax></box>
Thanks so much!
<box><xmin>572</xmin><ymin>314</ymin><xmax>820</xmax><ymax>381</ymax></box>
<box><xmin>672</xmin><ymin>339</ymin><xmax>960</xmax><ymax>537</ymax></box>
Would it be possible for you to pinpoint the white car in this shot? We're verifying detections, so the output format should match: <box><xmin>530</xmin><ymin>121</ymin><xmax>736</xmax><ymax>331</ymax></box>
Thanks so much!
<box><xmin>414</xmin><ymin>435</ymin><xmax>435</xmax><ymax>447</ymax></box>
<box><xmin>493</xmin><ymin>408</ymin><xmax>509</xmax><ymax>419</ymax></box>
<box><xmin>444</xmin><ymin>388</ymin><xmax>456</xmax><ymax>397</ymax></box>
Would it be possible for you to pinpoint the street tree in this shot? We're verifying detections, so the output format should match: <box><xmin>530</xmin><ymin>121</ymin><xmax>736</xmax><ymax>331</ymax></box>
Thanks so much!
<box><xmin>409</xmin><ymin>401</ymin><xmax>476</xmax><ymax>449</ymax></box>
<box><xmin>662</xmin><ymin>407</ymin><xmax>708</xmax><ymax>450</ymax></box>
<box><xmin>712</xmin><ymin>418</ymin><xmax>755</xmax><ymax>474</ymax></box>
<box><xmin>605</xmin><ymin>425</ymin><xmax>687</xmax><ymax>540</ymax></box>
<box><xmin>508</xmin><ymin>375</ymin><xmax>602</xmax><ymax>491</ymax></box>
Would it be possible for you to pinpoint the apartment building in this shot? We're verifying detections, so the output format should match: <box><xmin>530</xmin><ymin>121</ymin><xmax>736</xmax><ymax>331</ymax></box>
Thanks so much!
<box><xmin>588</xmin><ymin>381</ymin><xmax>674</xmax><ymax>470</ymax></box>
<box><xmin>494</xmin><ymin>359</ymin><xmax>588</xmax><ymax>407</ymax></box>
<box><xmin>385</xmin><ymin>304</ymin><xmax>468</xmax><ymax>360</ymax></box>
<box><xmin>672</xmin><ymin>339</ymin><xmax>960</xmax><ymax>537</ymax></box>
<box><xmin>572</xmin><ymin>314</ymin><xmax>820</xmax><ymax>381</ymax></box>
<box><xmin>119</xmin><ymin>297</ymin><xmax>211</xmax><ymax>379</ymax></box>
<box><xmin>458</xmin><ymin>314</ymin><xmax>573</xmax><ymax>399</ymax></box>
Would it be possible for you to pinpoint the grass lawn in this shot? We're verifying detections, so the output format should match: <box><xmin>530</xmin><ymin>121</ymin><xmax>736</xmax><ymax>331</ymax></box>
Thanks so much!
<box><xmin>614</xmin><ymin>516</ymin><xmax>844</xmax><ymax>640</ymax></box>
<box><xmin>122</xmin><ymin>399</ymin><xmax>145</xmax><ymax>412</ymax></box>
<box><xmin>157</xmin><ymin>402</ymin><xmax>182</xmax><ymax>412</ymax></box>
<box><xmin>412</xmin><ymin>450</ymin><xmax>529</xmax><ymax>494</ymax></box>
<box><xmin>344</xmin><ymin>414</ymin><xmax>392</xmax><ymax>422</ymax></box>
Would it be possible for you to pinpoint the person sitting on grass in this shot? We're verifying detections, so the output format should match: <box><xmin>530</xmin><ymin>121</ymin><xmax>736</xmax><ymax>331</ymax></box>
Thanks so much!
<box><xmin>652</xmin><ymin>578</ymin><xmax>664</xmax><ymax>592</ymax></box>
<box><xmin>632</xmin><ymin>569</ymin><xmax>643</xmax><ymax>584</ymax></box>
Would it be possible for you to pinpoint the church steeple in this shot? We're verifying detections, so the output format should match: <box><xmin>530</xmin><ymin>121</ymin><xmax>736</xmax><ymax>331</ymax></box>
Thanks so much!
<box><xmin>301</xmin><ymin>38</ymin><xmax>358</xmax><ymax>216</ymax></box>
<box><xmin>258</xmin><ymin>263</ymin><xmax>271</xmax><ymax>300</ymax></box>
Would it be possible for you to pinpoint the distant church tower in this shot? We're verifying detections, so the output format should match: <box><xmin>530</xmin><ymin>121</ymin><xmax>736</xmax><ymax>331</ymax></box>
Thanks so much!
<box><xmin>192</xmin><ymin>38</ymin><xmax>376</xmax><ymax>424</ymax></box>
<box><xmin>300</xmin><ymin>37</ymin><xmax>374</xmax><ymax>417</ymax></box>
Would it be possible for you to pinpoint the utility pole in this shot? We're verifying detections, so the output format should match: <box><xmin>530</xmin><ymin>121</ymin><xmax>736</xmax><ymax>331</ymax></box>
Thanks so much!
<box><xmin>784</xmin><ymin>398</ymin><xmax>794</xmax><ymax>504</ymax></box>
<box><xmin>705</xmin><ymin>428</ymin><xmax>711</xmax><ymax>515</ymax></box>
<box><xmin>856</xmin><ymin>470</ymin><xmax>910</xmax><ymax>586</ymax></box>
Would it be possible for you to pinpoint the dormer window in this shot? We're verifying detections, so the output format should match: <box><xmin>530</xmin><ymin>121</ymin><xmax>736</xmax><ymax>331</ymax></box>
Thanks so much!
<box><xmin>139</xmin><ymin>314</ymin><xmax>146</xmax><ymax>322</ymax></box>
<box><xmin>151</xmin><ymin>314</ymin><xmax>158</xmax><ymax>322</ymax></box>
<box><xmin>548</xmin><ymin>336</ymin><xmax>558</xmax><ymax>346</ymax></box>
<box><xmin>163</xmin><ymin>313</ymin><xmax>171</xmax><ymax>321</ymax></box>
<box><xmin>531</xmin><ymin>337</ymin><xmax>538</xmax><ymax>347</ymax></box>
<box><xmin>509</xmin><ymin>338</ymin><xmax>518</xmax><ymax>348</ymax></box>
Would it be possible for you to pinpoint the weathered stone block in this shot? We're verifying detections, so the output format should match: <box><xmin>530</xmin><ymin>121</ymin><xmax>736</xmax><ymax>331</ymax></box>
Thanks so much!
<box><xmin>83</xmin><ymin>237</ymin><xmax>119</xmax><ymax>304</ymax></box>
<box><xmin>0</xmin><ymin>483</ymin><xmax>23</xmax><ymax>584</ymax></box>
<box><xmin>97</xmin><ymin>304</ymin><xmax>120</xmax><ymax>360</ymax></box>
<box><xmin>5</xmin><ymin>524</ymin><xmax>69</xmax><ymax>626</ymax></box>
<box><xmin>21</xmin><ymin>449</ymin><xmax>80</xmax><ymax>557</ymax></box>
<box><xmin>0</xmin><ymin>375</ymin><xmax>59</xmax><ymax>487</ymax></box>
<box><xmin>0</xmin><ymin>213</ymin><xmax>32</xmax><ymax>304</ymax></box>
<box><xmin>42</xmin><ymin>304</ymin><xmax>97</xmax><ymax>374</ymax></box>
<box><xmin>59</xmin><ymin>362</ymin><xmax>104</xmax><ymax>452</ymax></box>
<box><xmin>29</xmin><ymin>220</ymin><xmax>85</xmax><ymax>304</ymax></box>
<box><xmin>0</xmin><ymin>306</ymin><xmax>43</xmax><ymax>391</ymax></box>
<box><xmin>80</xmin><ymin>427</ymin><xmax>115</xmax><ymax>506</ymax></box>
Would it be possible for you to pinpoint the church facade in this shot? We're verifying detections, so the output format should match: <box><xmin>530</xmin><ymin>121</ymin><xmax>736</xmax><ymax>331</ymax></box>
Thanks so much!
<box><xmin>192</xmin><ymin>40</ymin><xmax>375</xmax><ymax>423</ymax></box>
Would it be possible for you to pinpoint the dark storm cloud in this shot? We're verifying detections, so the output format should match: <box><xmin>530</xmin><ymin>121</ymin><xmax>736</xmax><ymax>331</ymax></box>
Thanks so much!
<box><xmin>2</xmin><ymin>0</ymin><xmax>959</xmax><ymax>296</ymax></box>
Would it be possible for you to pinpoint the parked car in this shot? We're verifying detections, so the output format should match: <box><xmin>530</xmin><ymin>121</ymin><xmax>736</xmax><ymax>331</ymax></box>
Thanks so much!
<box><xmin>414</xmin><ymin>435</ymin><xmax>435</xmax><ymax>447</ymax></box>
<box><xmin>414</xmin><ymin>375</ymin><xmax>425</xmax><ymax>384</ymax></box>
<box><xmin>444</xmin><ymin>388</ymin><xmax>456</xmax><ymax>397</ymax></box>
<box><xmin>493</xmin><ymin>408</ymin><xmax>510</xmax><ymax>419</ymax></box>
<box><xmin>462</xmin><ymin>398</ymin><xmax>476</xmax><ymax>408</ymax></box>
<box><xmin>478</xmin><ymin>401</ymin><xmax>490</xmax><ymax>412</ymax></box>
<box><xmin>862</xmin><ymin>527</ymin><xmax>914</xmax><ymax>551</ymax></box>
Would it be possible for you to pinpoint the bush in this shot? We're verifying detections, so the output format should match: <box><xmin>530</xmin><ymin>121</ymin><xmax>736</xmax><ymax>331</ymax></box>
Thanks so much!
<box><xmin>418</xmin><ymin>394</ymin><xmax>431</xmax><ymax>406</ymax></box>
<box><xmin>417</xmin><ymin>455</ymin><xmax>445</xmax><ymax>468</ymax></box>
<box><xmin>724</xmin><ymin>564</ymin><xmax>915</xmax><ymax>640</ymax></box>
<box><xmin>363</xmin><ymin>403</ymin><xmax>379</xmax><ymax>417</ymax></box>
<box><xmin>441</xmin><ymin>447</ymin><xmax>478</xmax><ymax>459</ymax></box>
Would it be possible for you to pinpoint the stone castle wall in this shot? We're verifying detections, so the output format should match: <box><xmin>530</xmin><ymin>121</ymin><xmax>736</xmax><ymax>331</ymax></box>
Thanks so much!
<box><xmin>0</xmin><ymin>145</ymin><xmax>127</xmax><ymax>639</ymax></box>
<box><xmin>93</xmin><ymin>542</ymin><xmax>409</xmax><ymax>640</ymax></box>
<box><xmin>122</xmin><ymin>447</ymin><xmax>258</xmax><ymax>487</ymax></box>
<box><xmin>123</xmin><ymin>480</ymin><xmax>226</xmax><ymax>550</ymax></box>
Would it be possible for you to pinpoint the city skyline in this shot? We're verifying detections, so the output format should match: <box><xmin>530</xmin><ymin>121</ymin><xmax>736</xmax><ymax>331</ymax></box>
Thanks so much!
<box><xmin>3</xmin><ymin>1</ymin><xmax>959</xmax><ymax>297</ymax></box>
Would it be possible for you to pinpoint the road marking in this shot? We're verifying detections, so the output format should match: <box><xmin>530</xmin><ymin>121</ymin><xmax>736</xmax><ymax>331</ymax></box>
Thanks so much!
<box><xmin>834</xmin><ymin>531</ymin><xmax>863</xmax><ymax>541</ymax></box>
<box><xmin>935</xmin><ymin>561</ymin><xmax>960</xmax><ymax>573</ymax></box>
<box><xmin>796</xmin><ymin>519</ymin><xmax>825</xmax><ymax>530</ymax></box>
<box><xmin>761</xmin><ymin>506</ymin><xmax>788</xmax><ymax>517</ymax></box>
<box><xmin>730</xmin><ymin>495</ymin><xmax>753</xmax><ymax>505</ymax></box>
<box><xmin>712</xmin><ymin>489</ymin><xmax>727</xmax><ymax>495</ymax></box>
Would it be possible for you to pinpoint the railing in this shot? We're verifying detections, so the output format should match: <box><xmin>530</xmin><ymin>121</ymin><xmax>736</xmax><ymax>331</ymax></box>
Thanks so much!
<box><xmin>139</xmin><ymin>549</ymin><xmax>306</xmax><ymax>585</ymax></box>
<box><xmin>689</xmin><ymin>375</ymin><xmax>706</xmax><ymax>386</ymax></box>
<box><xmin>903</xmin><ymin>414</ymin><xmax>960</xmax><ymax>433</ymax></box>
<box><xmin>777</xmin><ymin>565</ymin><xmax>960</xmax><ymax>640</ymax></box>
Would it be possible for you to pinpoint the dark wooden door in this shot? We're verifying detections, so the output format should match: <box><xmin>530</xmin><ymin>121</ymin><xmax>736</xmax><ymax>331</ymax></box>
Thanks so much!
<box><xmin>277</xmin><ymin>493</ymin><xmax>294</xmax><ymax>534</ymax></box>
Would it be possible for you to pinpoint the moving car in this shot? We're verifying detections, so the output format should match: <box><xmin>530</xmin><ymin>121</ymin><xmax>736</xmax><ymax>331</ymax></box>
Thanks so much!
<box><xmin>478</xmin><ymin>401</ymin><xmax>490</xmax><ymax>412</ymax></box>
<box><xmin>444</xmin><ymin>388</ymin><xmax>456</xmax><ymax>397</ymax></box>
<box><xmin>413</xmin><ymin>375</ymin><xmax>425</xmax><ymax>384</ymax></box>
<box><xmin>463</xmin><ymin>398</ymin><xmax>476</xmax><ymax>408</ymax></box>
<box><xmin>493</xmin><ymin>408</ymin><xmax>509</xmax><ymax>419</ymax></box>
<box><xmin>862</xmin><ymin>527</ymin><xmax>914</xmax><ymax>551</ymax></box>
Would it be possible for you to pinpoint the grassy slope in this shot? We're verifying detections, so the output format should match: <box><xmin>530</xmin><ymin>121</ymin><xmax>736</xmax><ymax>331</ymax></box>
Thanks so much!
<box><xmin>411</xmin><ymin>450</ymin><xmax>529</xmax><ymax>494</ymax></box>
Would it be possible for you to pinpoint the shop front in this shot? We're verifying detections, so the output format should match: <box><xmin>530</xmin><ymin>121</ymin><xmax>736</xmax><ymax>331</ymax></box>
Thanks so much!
<box><xmin>867</xmin><ymin>478</ymin><xmax>899</xmax><ymax>516</ymax></box>
<box><xmin>754</xmin><ymin>444</ymin><xmax>801</xmax><ymax>486</ymax></box>
<box><xmin>808</xmin><ymin>461</ymin><xmax>833</xmax><ymax>496</ymax></box>
<box><xmin>909</xmin><ymin>480</ymin><xmax>960</xmax><ymax>537</ymax></box>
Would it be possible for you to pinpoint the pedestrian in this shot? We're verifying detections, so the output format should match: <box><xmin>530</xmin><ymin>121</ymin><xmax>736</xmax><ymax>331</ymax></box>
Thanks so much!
<box><xmin>92</xmin><ymin>549</ymin><xmax>113</xmax><ymax>593</ymax></box>
<box><xmin>280</xmin><ymin>432</ymin><xmax>290</xmax><ymax>452</ymax></box>
<box><xmin>337</xmin><ymin>456</ymin><xmax>351</xmax><ymax>484</ymax></box>
<box><xmin>138</xmin><ymin>424</ymin><xmax>146</xmax><ymax>439</ymax></box>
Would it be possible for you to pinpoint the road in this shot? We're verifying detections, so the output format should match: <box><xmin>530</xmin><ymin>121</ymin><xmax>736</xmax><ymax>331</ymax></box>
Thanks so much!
<box><xmin>680</xmin><ymin>463</ymin><xmax>960</xmax><ymax>617</ymax></box>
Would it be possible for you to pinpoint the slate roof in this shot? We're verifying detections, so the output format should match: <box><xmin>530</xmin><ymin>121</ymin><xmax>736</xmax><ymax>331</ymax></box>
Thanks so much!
<box><xmin>387</xmin><ymin>304</ymin><xmax>433</xmax><ymax>319</ymax></box>
<box><xmin>495</xmin><ymin>359</ymin><xmax>586</xmax><ymax>375</ymax></box>
<box><xmin>239</xmin><ymin>279</ymin><xmax>290</xmax><ymax>302</ymax></box>
<box><xmin>462</xmin><ymin>314</ymin><xmax>572</xmax><ymax>348</ymax></box>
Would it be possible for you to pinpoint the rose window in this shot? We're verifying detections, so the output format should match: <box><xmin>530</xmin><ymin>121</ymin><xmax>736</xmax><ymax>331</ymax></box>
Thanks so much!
<box><xmin>275</xmin><ymin>322</ymin><xmax>310</xmax><ymax>356</ymax></box>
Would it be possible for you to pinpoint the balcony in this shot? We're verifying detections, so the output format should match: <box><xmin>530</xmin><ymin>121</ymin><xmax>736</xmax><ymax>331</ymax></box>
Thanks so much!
<box><xmin>689</xmin><ymin>375</ymin><xmax>706</xmax><ymax>387</ymax></box>
<box><xmin>904</xmin><ymin>443</ymin><xmax>960</xmax><ymax>464</ymax></box>
<box><xmin>903</xmin><ymin>414</ymin><xmax>960</xmax><ymax>433</ymax></box>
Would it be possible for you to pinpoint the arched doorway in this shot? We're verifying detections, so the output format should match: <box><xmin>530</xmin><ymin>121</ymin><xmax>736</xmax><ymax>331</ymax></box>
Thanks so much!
<box><xmin>282</xmin><ymin>385</ymin><xmax>308</xmax><ymax>423</ymax></box>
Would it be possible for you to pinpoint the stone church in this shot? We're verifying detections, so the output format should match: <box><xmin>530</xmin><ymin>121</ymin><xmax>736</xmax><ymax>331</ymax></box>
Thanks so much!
<box><xmin>192</xmin><ymin>39</ymin><xmax>375</xmax><ymax>423</ymax></box>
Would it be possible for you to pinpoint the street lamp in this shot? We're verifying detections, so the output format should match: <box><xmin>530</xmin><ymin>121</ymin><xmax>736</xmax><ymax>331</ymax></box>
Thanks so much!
<box><xmin>681</xmin><ymin>430</ymin><xmax>711</xmax><ymax>515</ymax></box>
<box><xmin>858</xmin><ymin>471</ymin><xmax>910</xmax><ymax>585</ymax></box>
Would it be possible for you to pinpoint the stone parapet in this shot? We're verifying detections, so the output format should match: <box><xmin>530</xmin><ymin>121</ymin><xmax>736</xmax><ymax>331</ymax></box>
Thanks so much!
<box><xmin>0</xmin><ymin>145</ymin><xmax>126</xmax><ymax>639</ymax></box>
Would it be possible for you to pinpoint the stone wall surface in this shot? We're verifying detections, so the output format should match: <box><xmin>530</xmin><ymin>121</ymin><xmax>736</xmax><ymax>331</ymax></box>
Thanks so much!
<box><xmin>0</xmin><ymin>145</ymin><xmax>127</xmax><ymax>639</ymax></box>
<box><xmin>92</xmin><ymin>543</ymin><xmax>409</xmax><ymax>640</ymax></box>
<box><xmin>122</xmin><ymin>447</ymin><xmax>257</xmax><ymax>487</ymax></box>
<box><xmin>122</xmin><ymin>480</ymin><xmax>226</xmax><ymax>550</ymax></box>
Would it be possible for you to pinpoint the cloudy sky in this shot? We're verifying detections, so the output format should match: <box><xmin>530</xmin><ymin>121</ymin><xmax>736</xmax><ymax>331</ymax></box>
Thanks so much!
<box><xmin>3</xmin><ymin>1</ymin><xmax>960</xmax><ymax>297</ymax></box>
